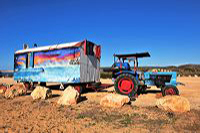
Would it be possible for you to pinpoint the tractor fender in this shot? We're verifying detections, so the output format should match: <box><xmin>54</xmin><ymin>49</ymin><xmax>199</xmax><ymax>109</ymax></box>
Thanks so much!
<box><xmin>115</xmin><ymin>71</ymin><xmax>135</xmax><ymax>77</ymax></box>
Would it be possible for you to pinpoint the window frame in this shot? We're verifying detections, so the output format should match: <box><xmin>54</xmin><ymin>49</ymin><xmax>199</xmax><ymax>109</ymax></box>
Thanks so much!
<box><xmin>14</xmin><ymin>53</ymin><xmax>28</xmax><ymax>71</ymax></box>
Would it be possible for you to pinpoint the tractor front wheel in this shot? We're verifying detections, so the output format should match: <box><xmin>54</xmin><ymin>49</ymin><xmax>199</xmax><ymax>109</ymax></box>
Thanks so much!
<box><xmin>114</xmin><ymin>74</ymin><xmax>137</xmax><ymax>97</ymax></box>
<box><xmin>161</xmin><ymin>85</ymin><xmax>179</xmax><ymax>96</ymax></box>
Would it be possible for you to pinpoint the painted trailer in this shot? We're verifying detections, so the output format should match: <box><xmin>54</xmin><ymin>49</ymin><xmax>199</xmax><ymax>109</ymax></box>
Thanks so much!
<box><xmin>14</xmin><ymin>40</ymin><xmax>101</xmax><ymax>91</ymax></box>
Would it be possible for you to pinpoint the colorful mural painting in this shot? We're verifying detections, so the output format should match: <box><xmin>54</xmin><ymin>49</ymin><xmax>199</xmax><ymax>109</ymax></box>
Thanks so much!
<box><xmin>14</xmin><ymin>54</ymin><xmax>27</xmax><ymax>71</ymax></box>
<box><xmin>34</xmin><ymin>47</ymin><xmax>81</xmax><ymax>67</ymax></box>
<box><xmin>14</xmin><ymin>48</ymin><xmax>81</xmax><ymax>83</ymax></box>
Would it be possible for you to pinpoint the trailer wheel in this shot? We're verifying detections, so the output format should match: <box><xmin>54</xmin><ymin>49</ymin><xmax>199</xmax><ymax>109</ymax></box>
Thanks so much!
<box><xmin>74</xmin><ymin>86</ymin><xmax>83</xmax><ymax>94</ymax></box>
<box><xmin>23</xmin><ymin>82</ymin><xmax>31</xmax><ymax>90</ymax></box>
<box><xmin>114</xmin><ymin>73</ymin><xmax>137</xmax><ymax>97</ymax></box>
<box><xmin>162</xmin><ymin>85</ymin><xmax>179</xmax><ymax>96</ymax></box>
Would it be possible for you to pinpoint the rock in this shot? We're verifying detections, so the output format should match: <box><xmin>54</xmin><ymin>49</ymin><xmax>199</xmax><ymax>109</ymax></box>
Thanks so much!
<box><xmin>4</xmin><ymin>83</ymin><xmax>27</xmax><ymax>99</ymax></box>
<box><xmin>0</xmin><ymin>84</ymin><xmax>7</xmax><ymax>94</ymax></box>
<box><xmin>31</xmin><ymin>86</ymin><xmax>52</xmax><ymax>100</ymax></box>
<box><xmin>156</xmin><ymin>96</ymin><xmax>190</xmax><ymax>113</ymax></box>
<box><xmin>100</xmin><ymin>94</ymin><xmax>130</xmax><ymax>108</ymax></box>
<box><xmin>57</xmin><ymin>86</ymin><xmax>80</xmax><ymax>105</ymax></box>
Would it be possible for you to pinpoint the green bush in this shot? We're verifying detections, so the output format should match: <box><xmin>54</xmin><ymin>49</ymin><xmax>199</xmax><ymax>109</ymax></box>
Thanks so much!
<box><xmin>100</xmin><ymin>64</ymin><xmax>200</xmax><ymax>78</ymax></box>
<box><xmin>100</xmin><ymin>72</ymin><xmax>112</xmax><ymax>79</ymax></box>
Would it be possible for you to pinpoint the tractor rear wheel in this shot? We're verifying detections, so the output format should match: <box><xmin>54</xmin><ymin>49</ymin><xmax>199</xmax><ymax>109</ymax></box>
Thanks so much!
<box><xmin>114</xmin><ymin>73</ymin><xmax>137</xmax><ymax>97</ymax></box>
<box><xmin>162</xmin><ymin>85</ymin><xmax>179</xmax><ymax>96</ymax></box>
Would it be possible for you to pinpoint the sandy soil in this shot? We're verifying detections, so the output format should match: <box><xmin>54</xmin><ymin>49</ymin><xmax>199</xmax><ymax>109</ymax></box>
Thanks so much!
<box><xmin>0</xmin><ymin>77</ymin><xmax>16</xmax><ymax>85</ymax></box>
<box><xmin>0</xmin><ymin>77</ymin><xmax>199</xmax><ymax>132</ymax></box>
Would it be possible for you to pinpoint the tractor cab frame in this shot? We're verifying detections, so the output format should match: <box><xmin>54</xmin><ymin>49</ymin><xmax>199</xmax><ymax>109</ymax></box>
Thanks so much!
<box><xmin>112</xmin><ymin>52</ymin><xmax>150</xmax><ymax>79</ymax></box>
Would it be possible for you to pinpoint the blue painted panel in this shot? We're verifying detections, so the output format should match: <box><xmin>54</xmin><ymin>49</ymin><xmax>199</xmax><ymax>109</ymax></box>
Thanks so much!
<box><xmin>144</xmin><ymin>72</ymin><xmax>177</xmax><ymax>86</ymax></box>
<box><xmin>14</xmin><ymin>65</ymin><xmax>80</xmax><ymax>83</ymax></box>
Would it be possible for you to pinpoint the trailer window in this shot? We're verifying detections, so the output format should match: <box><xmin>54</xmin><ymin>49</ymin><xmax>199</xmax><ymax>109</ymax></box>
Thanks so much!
<box><xmin>14</xmin><ymin>54</ymin><xmax>27</xmax><ymax>71</ymax></box>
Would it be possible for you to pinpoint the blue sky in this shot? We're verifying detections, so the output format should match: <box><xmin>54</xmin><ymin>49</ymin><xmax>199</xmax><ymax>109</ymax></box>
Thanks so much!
<box><xmin>0</xmin><ymin>0</ymin><xmax>200</xmax><ymax>70</ymax></box>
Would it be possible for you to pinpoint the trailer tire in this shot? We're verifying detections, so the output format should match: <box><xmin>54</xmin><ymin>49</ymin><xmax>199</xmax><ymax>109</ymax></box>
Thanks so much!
<box><xmin>114</xmin><ymin>73</ymin><xmax>137</xmax><ymax>97</ymax></box>
<box><xmin>74</xmin><ymin>86</ymin><xmax>83</xmax><ymax>94</ymax></box>
<box><xmin>23</xmin><ymin>82</ymin><xmax>31</xmax><ymax>90</ymax></box>
<box><xmin>162</xmin><ymin>85</ymin><xmax>179</xmax><ymax>96</ymax></box>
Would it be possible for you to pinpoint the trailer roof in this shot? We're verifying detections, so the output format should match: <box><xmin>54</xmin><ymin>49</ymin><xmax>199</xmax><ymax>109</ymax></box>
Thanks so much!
<box><xmin>15</xmin><ymin>40</ymin><xmax>85</xmax><ymax>54</ymax></box>
<box><xmin>114</xmin><ymin>52</ymin><xmax>150</xmax><ymax>59</ymax></box>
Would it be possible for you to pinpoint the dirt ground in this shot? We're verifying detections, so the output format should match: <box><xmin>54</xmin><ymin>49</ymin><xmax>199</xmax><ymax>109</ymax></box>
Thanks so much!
<box><xmin>0</xmin><ymin>77</ymin><xmax>200</xmax><ymax>133</ymax></box>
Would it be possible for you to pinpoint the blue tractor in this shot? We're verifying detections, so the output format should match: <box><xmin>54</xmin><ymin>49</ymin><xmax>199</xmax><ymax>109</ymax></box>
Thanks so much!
<box><xmin>111</xmin><ymin>52</ymin><xmax>179</xmax><ymax>98</ymax></box>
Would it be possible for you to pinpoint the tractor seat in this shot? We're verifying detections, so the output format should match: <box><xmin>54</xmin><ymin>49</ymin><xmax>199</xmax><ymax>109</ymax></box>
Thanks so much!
<box><xmin>112</xmin><ymin>62</ymin><xmax>131</xmax><ymax>70</ymax></box>
<box><xmin>123</xmin><ymin>62</ymin><xmax>131</xmax><ymax>70</ymax></box>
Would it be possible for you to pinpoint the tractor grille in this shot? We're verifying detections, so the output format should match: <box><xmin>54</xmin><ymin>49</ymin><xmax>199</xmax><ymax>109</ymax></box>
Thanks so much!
<box><xmin>150</xmin><ymin>75</ymin><xmax>172</xmax><ymax>82</ymax></box>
